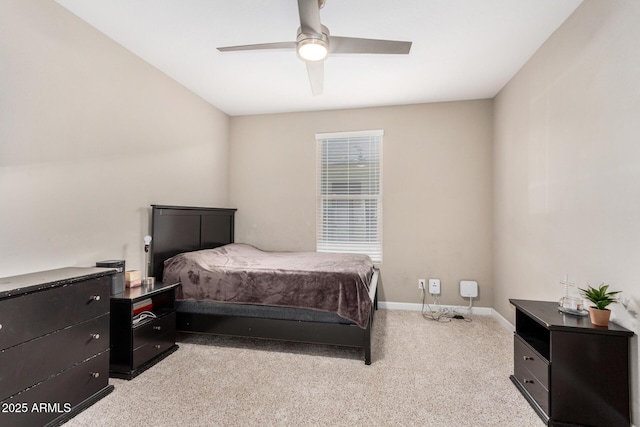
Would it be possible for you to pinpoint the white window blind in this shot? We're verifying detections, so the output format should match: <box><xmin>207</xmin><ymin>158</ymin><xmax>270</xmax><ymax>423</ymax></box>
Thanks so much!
<box><xmin>315</xmin><ymin>130</ymin><xmax>383</xmax><ymax>262</ymax></box>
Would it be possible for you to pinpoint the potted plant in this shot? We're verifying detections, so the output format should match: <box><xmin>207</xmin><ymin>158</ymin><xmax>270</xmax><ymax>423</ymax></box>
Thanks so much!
<box><xmin>579</xmin><ymin>284</ymin><xmax>621</xmax><ymax>326</ymax></box>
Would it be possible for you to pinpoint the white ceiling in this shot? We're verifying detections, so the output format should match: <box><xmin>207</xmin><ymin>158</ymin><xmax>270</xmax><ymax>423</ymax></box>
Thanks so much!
<box><xmin>55</xmin><ymin>0</ymin><xmax>582</xmax><ymax>116</ymax></box>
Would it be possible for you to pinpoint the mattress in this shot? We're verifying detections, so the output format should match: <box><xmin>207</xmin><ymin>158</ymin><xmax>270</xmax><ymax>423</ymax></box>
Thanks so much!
<box><xmin>163</xmin><ymin>243</ymin><xmax>374</xmax><ymax>328</ymax></box>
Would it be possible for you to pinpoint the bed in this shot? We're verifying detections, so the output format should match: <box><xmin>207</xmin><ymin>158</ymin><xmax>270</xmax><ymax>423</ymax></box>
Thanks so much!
<box><xmin>149</xmin><ymin>205</ymin><xmax>379</xmax><ymax>364</ymax></box>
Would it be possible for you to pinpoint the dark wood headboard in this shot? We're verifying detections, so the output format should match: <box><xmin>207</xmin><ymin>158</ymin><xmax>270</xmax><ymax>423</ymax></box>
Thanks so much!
<box><xmin>149</xmin><ymin>205</ymin><xmax>237</xmax><ymax>280</ymax></box>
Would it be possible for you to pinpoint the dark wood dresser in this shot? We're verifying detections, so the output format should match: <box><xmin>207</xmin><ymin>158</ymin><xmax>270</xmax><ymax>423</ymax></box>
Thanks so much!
<box><xmin>510</xmin><ymin>299</ymin><xmax>634</xmax><ymax>427</ymax></box>
<box><xmin>0</xmin><ymin>267</ymin><xmax>115</xmax><ymax>427</ymax></box>
<box><xmin>109</xmin><ymin>281</ymin><xmax>180</xmax><ymax>379</ymax></box>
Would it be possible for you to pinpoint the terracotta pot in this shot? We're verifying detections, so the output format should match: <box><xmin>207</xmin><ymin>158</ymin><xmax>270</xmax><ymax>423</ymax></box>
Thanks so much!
<box><xmin>588</xmin><ymin>306</ymin><xmax>611</xmax><ymax>327</ymax></box>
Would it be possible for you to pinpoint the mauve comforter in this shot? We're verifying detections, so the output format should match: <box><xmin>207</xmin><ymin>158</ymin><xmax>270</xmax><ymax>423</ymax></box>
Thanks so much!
<box><xmin>163</xmin><ymin>243</ymin><xmax>375</xmax><ymax>328</ymax></box>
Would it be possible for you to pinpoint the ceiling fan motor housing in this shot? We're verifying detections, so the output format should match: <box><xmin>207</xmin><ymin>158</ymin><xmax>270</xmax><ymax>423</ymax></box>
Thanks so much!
<box><xmin>296</xmin><ymin>25</ymin><xmax>330</xmax><ymax>61</ymax></box>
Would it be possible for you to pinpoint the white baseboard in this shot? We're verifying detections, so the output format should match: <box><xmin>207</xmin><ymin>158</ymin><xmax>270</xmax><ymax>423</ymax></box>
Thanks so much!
<box><xmin>378</xmin><ymin>301</ymin><xmax>515</xmax><ymax>331</ymax></box>
<box><xmin>377</xmin><ymin>301</ymin><xmax>422</xmax><ymax>311</ymax></box>
<box><xmin>378</xmin><ymin>301</ymin><xmax>492</xmax><ymax>316</ymax></box>
<box><xmin>491</xmin><ymin>308</ymin><xmax>515</xmax><ymax>333</ymax></box>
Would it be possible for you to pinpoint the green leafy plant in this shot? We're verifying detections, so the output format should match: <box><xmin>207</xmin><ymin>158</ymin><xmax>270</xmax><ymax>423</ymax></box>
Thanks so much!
<box><xmin>579</xmin><ymin>284</ymin><xmax>621</xmax><ymax>310</ymax></box>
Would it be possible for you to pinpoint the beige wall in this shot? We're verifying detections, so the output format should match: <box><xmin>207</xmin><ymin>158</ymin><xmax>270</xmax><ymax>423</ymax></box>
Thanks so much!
<box><xmin>3</xmin><ymin>0</ymin><xmax>637</xmax><ymax>419</ymax></box>
<box><xmin>0</xmin><ymin>0</ymin><xmax>230</xmax><ymax>277</ymax></box>
<box><xmin>230</xmin><ymin>101</ymin><xmax>493</xmax><ymax>305</ymax></box>
<box><xmin>493</xmin><ymin>0</ymin><xmax>640</xmax><ymax>420</ymax></box>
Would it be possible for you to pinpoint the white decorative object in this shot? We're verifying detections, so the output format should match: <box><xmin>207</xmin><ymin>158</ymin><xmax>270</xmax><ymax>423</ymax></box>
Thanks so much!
<box><xmin>143</xmin><ymin>235</ymin><xmax>153</xmax><ymax>282</ymax></box>
<box><xmin>558</xmin><ymin>274</ymin><xmax>587</xmax><ymax>316</ymax></box>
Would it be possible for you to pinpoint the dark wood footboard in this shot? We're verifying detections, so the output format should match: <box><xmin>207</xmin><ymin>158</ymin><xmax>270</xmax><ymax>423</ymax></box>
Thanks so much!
<box><xmin>177</xmin><ymin>314</ymin><xmax>371</xmax><ymax>362</ymax></box>
<box><xmin>177</xmin><ymin>269</ymin><xmax>379</xmax><ymax>365</ymax></box>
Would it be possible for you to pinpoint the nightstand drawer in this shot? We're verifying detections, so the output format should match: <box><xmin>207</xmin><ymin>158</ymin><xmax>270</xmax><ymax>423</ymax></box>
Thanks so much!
<box><xmin>132</xmin><ymin>332</ymin><xmax>175</xmax><ymax>369</ymax></box>
<box><xmin>0</xmin><ymin>276</ymin><xmax>109</xmax><ymax>350</ymax></box>
<box><xmin>0</xmin><ymin>314</ymin><xmax>109</xmax><ymax>401</ymax></box>
<box><xmin>133</xmin><ymin>312</ymin><xmax>176</xmax><ymax>348</ymax></box>
<box><xmin>514</xmin><ymin>358</ymin><xmax>549</xmax><ymax>415</ymax></box>
<box><xmin>514</xmin><ymin>335</ymin><xmax>549</xmax><ymax>389</ymax></box>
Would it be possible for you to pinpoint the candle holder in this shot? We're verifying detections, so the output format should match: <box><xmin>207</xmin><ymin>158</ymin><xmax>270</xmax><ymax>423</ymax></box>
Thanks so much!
<box><xmin>142</xmin><ymin>235</ymin><xmax>155</xmax><ymax>288</ymax></box>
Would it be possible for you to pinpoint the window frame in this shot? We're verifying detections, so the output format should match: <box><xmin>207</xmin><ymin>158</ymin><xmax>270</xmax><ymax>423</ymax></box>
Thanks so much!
<box><xmin>315</xmin><ymin>129</ymin><xmax>383</xmax><ymax>263</ymax></box>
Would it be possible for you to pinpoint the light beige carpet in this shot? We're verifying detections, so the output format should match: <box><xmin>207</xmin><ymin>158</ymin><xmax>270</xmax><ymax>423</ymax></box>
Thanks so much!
<box><xmin>67</xmin><ymin>310</ymin><xmax>543</xmax><ymax>427</ymax></box>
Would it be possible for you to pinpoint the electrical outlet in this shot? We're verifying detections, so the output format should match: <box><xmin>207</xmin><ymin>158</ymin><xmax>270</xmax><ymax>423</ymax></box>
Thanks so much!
<box><xmin>428</xmin><ymin>279</ymin><xmax>441</xmax><ymax>295</ymax></box>
<box><xmin>418</xmin><ymin>279</ymin><xmax>426</xmax><ymax>290</ymax></box>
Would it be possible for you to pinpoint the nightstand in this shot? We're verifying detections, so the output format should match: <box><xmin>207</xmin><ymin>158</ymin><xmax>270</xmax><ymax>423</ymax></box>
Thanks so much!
<box><xmin>109</xmin><ymin>281</ymin><xmax>180</xmax><ymax>379</ymax></box>
<box><xmin>510</xmin><ymin>299</ymin><xmax>633</xmax><ymax>426</ymax></box>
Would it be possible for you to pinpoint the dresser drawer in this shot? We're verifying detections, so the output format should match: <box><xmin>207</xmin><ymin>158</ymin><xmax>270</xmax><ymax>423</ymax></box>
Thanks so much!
<box><xmin>0</xmin><ymin>277</ymin><xmax>110</xmax><ymax>350</ymax></box>
<box><xmin>0</xmin><ymin>314</ymin><xmax>109</xmax><ymax>401</ymax></box>
<box><xmin>0</xmin><ymin>350</ymin><xmax>110</xmax><ymax>427</ymax></box>
<box><xmin>514</xmin><ymin>351</ymin><xmax>549</xmax><ymax>415</ymax></box>
<box><xmin>132</xmin><ymin>331</ymin><xmax>175</xmax><ymax>370</ymax></box>
<box><xmin>514</xmin><ymin>335</ymin><xmax>549</xmax><ymax>390</ymax></box>
<box><xmin>133</xmin><ymin>312</ymin><xmax>176</xmax><ymax>349</ymax></box>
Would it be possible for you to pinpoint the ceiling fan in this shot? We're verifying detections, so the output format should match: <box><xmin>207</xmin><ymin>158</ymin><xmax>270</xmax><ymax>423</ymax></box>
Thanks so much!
<box><xmin>217</xmin><ymin>0</ymin><xmax>412</xmax><ymax>95</ymax></box>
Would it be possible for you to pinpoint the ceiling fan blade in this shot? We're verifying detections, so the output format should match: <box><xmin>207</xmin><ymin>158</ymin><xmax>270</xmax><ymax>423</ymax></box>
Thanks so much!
<box><xmin>306</xmin><ymin>60</ymin><xmax>324</xmax><ymax>95</ymax></box>
<box><xmin>329</xmin><ymin>36</ymin><xmax>412</xmax><ymax>55</ymax></box>
<box><xmin>298</xmin><ymin>0</ymin><xmax>323</xmax><ymax>35</ymax></box>
<box><xmin>217</xmin><ymin>41</ymin><xmax>297</xmax><ymax>52</ymax></box>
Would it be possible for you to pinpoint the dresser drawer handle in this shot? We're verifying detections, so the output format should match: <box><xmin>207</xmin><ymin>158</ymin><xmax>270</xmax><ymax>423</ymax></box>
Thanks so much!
<box><xmin>90</xmin><ymin>295</ymin><xmax>101</xmax><ymax>301</ymax></box>
<box><xmin>154</xmin><ymin>344</ymin><xmax>161</xmax><ymax>349</ymax></box>
<box><xmin>90</xmin><ymin>372</ymin><xmax>100</xmax><ymax>378</ymax></box>
<box><xmin>153</xmin><ymin>326</ymin><xmax>162</xmax><ymax>331</ymax></box>
<box><xmin>91</xmin><ymin>333</ymin><xmax>100</xmax><ymax>340</ymax></box>
<box><xmin>0</xmin><ymin>324</ymin><xmax>2</xmax><ymax>330</ymax></box>
<box><xmin>523</xmin><ymin>379</ymin><xmax>534</xmax><ymax>384</ymax></box>
<box><xmin>523</xmin><ymin>356</ymin><xmax>534</xmax><ymax>361</ymax></box>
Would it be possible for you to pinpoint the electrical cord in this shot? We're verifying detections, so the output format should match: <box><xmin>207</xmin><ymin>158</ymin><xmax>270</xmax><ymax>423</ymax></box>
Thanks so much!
<box><xmin>132</xmin><ymin>310</ymin><xmax>157</xmax><ymax>325</ymax></box>
<box><xmin>421</xmin><ymin>288</ymin><xmax>452</xmax><ymax>322</ymax></box>
<box><xmin>451</xmin><ymin>296</ymin><xmax>473</xmax><ymax>322</ymax></box>
<box><xmin>420</xmin><ymin>289</ymin><xmax>473</xmax><ymax>323</ymax></box>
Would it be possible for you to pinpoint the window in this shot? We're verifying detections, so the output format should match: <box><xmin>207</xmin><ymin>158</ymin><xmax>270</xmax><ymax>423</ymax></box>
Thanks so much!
<box><xmin>315</xmin><ymin>130</ymin><xmax>383</xmax><ymax>262</ymax></box>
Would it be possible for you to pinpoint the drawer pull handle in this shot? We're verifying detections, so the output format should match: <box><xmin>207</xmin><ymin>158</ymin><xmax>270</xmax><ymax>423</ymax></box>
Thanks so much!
<box><xmin>523</xmin><ymin>379</ymin><xmax>534</xmax><ymax>384</ymax></box>
<box><xmin>153</xmin><ymin>326</ymin><xmax>162</xmax><ymax>331</ymax></box>
<box><xmin>91</xmin><ymin>333</ymin><xmax>100</xmax><ymax>340</ymax></box>
<box><xmin>90</xmin><ymin>372</ymin><xmax>100</xmax><ymax>378</ymax></box>
<box><xmin>0</xmin><ymin>324</ymin><xmax>2</xmax><ymax>330</ymax></box>
<box><xmin>523</xmin><ymin>356</ymin><xmax>534</xmax><ymax>361</ymax></box>
<box><xmin>91</xmin><ymin>295</ymin><xmax>101</xmax><ymax>301</ymax></box>
<box><xmin>154</xmin><ymin>344</ymin><xmax>161</xmax><ymax>349</ymax></box>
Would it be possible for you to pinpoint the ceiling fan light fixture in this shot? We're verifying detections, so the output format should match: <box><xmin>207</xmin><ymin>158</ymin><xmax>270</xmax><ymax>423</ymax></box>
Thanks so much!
<box><xmin>297</xmin><ymin>37</ymin><xmax>328</xmax><ymax>61</ymax></box>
